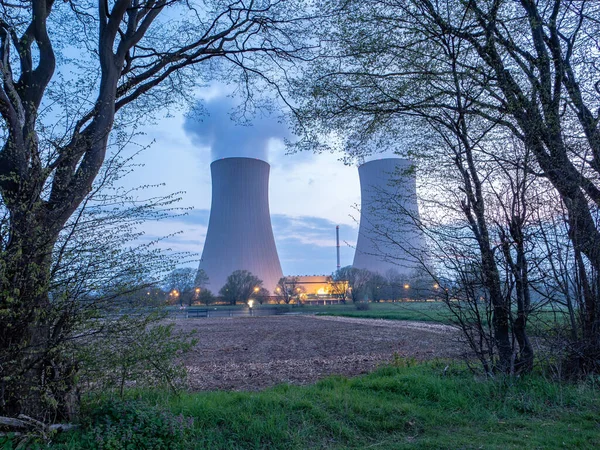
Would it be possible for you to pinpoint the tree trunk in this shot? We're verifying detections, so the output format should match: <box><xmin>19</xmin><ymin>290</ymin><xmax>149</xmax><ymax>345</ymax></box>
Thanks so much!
<box><xmin>0</xmin><ymin>210</ymin><xmax>77</xmax><ymax>421</ymax></box>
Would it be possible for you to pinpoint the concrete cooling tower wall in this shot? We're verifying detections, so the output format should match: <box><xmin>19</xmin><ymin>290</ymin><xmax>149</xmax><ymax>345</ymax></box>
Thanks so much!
<box><xmin>198</xmin><ymin>157</ymin><xmax>283</xmax><ymax>293</ymax></box>
<box><xmin>353</xmin><ymin>158</ymin><xmax>424</xmax><ymax>276</ymax></box>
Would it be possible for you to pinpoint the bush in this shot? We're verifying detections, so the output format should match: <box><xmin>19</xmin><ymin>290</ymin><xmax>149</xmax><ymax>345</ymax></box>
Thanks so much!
<box><xmin>78</xmin><ymin>322</ymin><xmax>197</xmax><ymax>397</ymax></box>
<box><xmin>355</xmin><ymin>301</ymin><xmax>370</xmax><ymax>311</ymax></box>
<box><xmin>75</xmin><ymin>400</ymin><xmax>194</xmax><ymax>449</ymax></box>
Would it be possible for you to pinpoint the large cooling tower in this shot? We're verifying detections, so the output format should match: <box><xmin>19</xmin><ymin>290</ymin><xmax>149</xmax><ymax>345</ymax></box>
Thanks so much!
<box><xmin>198</xmin><ymin>157</ymin><xmax>283</xmax><ymax>293</ymax></box>
<box><xmin>353</xmin><ymin>158</ymin><xmax>424</xmax><ymax>275</ymax></box>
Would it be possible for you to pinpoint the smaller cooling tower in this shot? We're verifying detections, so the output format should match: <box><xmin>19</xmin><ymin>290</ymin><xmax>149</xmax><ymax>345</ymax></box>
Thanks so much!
<box><xmin>198</xmin><ymin>157</ymin><xmax>283</xmax><ymax>293</ymax></box>
<box><xmin>353</xmin><ymin>158</ymin><xmax>424</xmax><ymax>276</ymax></box>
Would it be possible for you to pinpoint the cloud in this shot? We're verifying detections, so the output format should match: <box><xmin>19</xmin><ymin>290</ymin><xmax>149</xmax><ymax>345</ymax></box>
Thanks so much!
<box><xmin>183</xmin><ymin>96</ymin><xmax>291</xmax><ymax>161</ymax></box>
<box><xmin>137</xmin><ymin>209</ymin><xmax>358</xmax><ymax>276</ymax></box>
<box><xmin>271</xmin><ymin>214</ymin><xmax>357</xmax><ymax>275</ymax></box>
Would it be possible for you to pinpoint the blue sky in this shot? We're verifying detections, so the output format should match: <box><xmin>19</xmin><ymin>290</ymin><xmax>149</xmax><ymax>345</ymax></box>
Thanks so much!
<box><xmin>127</xmin><ymin>88</ymin><xmax>363</xmax><ymax>275</ymax></box>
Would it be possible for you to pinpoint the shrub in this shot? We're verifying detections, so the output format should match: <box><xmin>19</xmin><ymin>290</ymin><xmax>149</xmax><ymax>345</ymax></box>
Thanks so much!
<box><xmin>76</xmin><ymin>400</ymin><xmax>194</xmax><ymax>450</ymax></box>
<box><xmin>355</xmin><ymin>301</ymin><xmax>370</xmax><ymax>311</ymax></box>
<box><xmin>78</xmin><ymin>322</ymin><xmax>197</xmax><ymax>397</ymax></box>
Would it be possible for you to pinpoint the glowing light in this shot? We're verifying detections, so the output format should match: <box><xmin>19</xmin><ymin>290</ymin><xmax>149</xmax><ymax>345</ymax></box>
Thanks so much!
<box><xmin>254</xmin><ymin>287</ymin><xmax>260</xmax><ymax>293</ymax></box>
<box><xmin>404</xmin><ymin>284</ymin><xmax>410</xmax><ymax>289</ymax></box>
<box><xmin>195</xmin><ymin>287</ymin><xmax>200</xmax><ymax>294</ymax></box>
<box><xmin>248</xmin><ymin>299</ymin><xmax>254</xmax><ymax>308</ymax></box>
<box><xmin>433</xmin><ymin>284</ymin><xmax>439</xmax><ymax>289</ymax></box>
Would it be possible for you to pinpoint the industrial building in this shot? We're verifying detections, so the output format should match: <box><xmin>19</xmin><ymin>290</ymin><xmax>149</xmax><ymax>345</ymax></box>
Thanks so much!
<box><xmin>353</xmin><ymin>158</ymin><xmax>425</xmax><ymax>276</ymax></box>
<box><xmin>197</xmin><ymin>157</ymin><xmax>283</xmax><ymax>293</ymax></box>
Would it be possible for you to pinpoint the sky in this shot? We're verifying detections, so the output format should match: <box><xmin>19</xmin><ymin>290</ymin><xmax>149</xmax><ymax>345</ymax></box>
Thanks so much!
<box><xmin>127</xmin><ymin>88</ymin><xmax>363</xmax><ymax>276</ymax></box>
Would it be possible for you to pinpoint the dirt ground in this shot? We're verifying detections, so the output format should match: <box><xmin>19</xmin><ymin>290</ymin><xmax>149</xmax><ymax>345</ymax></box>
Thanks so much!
<box><xmin>175</xmin><ymin>315</ymin><xmax>465</xmax><ymax>391</ymax></box>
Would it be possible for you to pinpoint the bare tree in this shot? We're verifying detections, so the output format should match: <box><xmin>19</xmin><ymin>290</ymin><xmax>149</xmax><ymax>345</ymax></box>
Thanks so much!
<box><xmin>195</xmin><ymin>269</ymin><xmax>210</xmax><ymax>290</ymax></box>
<box><xmin>290</xmin><ymin>0</ymin><xmax>600</xmax><ymax>375</ymax></box>
<box><xmin>366</xmin><ymin>273</ymin><xmax>387</xmax><ymax>302</ymax></box>
<box><xmin>334</xmin><ymin>266</ymin><xmax>373</xmax><ymax>304</ymax></box>
<box><xmin>166</xmin><ymin>268</ymin><xmax>196</xmax><ymax>306</ymax></box>
<box><xmin>254</xmin><ymin>287</ymin><xmax>271</xmax><ymax>305</ymax></box>
<box><xmin>276</xmin><ymin>276</ymin><xmax>304</xmax><ymax>305</ymax></box>
<box><xmin>327</xmin><ymin>271</ymin><xmax>349</xmax><ymax>303</ymax></box>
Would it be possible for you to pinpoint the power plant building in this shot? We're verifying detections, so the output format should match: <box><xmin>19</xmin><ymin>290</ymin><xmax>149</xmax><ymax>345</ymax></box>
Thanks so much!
<box><xmin>197</xmin><ymin>157</ymin><xmax>283</xmax><ymax>293</ymax></box>
<box><xmin>353</xmin><ymin>158</ymin><xmax>425</xmax><ymax>276</ymax></box>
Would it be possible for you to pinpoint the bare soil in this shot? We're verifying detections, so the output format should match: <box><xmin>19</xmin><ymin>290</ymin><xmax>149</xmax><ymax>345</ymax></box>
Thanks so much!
<box><xmin>176</xmin><ymin>315</ymin><xmax>464</xmax><ymax>391</ymax></box>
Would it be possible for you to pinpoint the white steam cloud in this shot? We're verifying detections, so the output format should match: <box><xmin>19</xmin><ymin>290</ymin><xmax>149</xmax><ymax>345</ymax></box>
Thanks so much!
<box><xmin>183</xmin><ymin>96</ymin><xmax>290</xmax><ymax>162</ymax></box>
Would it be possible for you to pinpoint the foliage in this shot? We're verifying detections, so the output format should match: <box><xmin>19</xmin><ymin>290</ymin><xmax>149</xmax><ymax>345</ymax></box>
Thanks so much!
<box><xmin>354</xmin><ymin>302</ymin><xmax>370</xmax><ymax>311</ymax></box>
<box><xmin>52</xmin><ymin>362</ymin><xmax>600</xmax><ymax>449</ymax></box>
<box><xmin>0</xmin><ymin>0</ymin><xmax>312</xmax><ymax>419</ymax></box>
<box><xmin>0</xmin><ymin>146</ymin><xmax>190</xmax><ymax>420</ymax></box>
<box><xmin>219</xmin><ymin>270</ymin><xmax>263</xmax><ymax>305</ymax></box>
<box><xmin>70</xmin><ymin>400</ymin><xmax>194</xmax><ymax>450</ymax></box>
<box><xmin>78</xmin><ymin>322</ymin><xmax>197</xmax><ymax>398</ymax></box>
<box><xmin>197</xmin><ymin>289</ymin><xmax>216</xmax><ymax>307</ymax></box>
<box><xmin>289</xmin><ymin>0</ymin><xmax>600</xmax><ymax>376</ymax></box>
<box><xmin>335</xmin><ymin>266</ymin><xmax>373</xmax><ymax>303</ymax></box>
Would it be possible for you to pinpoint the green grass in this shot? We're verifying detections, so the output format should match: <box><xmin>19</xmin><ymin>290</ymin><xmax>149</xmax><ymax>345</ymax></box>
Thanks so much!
<box><xmin>314</xmin><ymin>301</ymin><xmax>452</xmax><ymax>323</ymax></box>
<box><xmin>52</xmin><ymin>361</ymin><xmax>599</xmax><ymax>449</ymax></box>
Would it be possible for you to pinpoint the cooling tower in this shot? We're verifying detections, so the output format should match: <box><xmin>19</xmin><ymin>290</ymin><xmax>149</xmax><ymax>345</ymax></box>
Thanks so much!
<box><xmin>353</xmin><ymin>158</ymin><xmax>424</xmax><ymax>275</ymax></box>
<box><xmin>198</xmin><ymin>157</ymin><xmax>283</xmax><ymax>293</ymax></box>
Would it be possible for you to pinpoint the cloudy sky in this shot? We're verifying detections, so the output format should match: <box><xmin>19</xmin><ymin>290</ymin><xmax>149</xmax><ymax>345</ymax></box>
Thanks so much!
<box><xmin>127</xmin><ymin>88</ymin><xmax>363</xmax><ymax>276</ymax></box>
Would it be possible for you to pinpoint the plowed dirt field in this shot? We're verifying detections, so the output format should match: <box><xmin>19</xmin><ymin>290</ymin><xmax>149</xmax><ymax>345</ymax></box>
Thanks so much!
<box><xmin>176</xmin><ymin>315</ymin><xmax>464</xmax><ymax>391</ymax></box>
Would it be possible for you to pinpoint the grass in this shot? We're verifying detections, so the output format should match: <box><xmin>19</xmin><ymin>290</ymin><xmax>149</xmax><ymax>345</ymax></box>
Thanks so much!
<box><xmin>175</xmin><ymin>301</ymin><xmax>571</xmax><ymax>330</ymax></box>
<box><xmin>313</xmin><ymin>301</ymin><xmax>452</xmax><ymax>323</ymax></box>
<box><xmin>51</xmin><ymin>361</ymin><xmax>599</xmax><ymax>449</ymax></box>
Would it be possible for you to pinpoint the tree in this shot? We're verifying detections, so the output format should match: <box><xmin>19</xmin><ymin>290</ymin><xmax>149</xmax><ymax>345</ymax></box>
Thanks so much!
<box><xmin>276</xmin><ymin>276</ymin><xmax>304</xmax><ymax>305</ymax></box>
<box><xmin>327</xmin><ymin>271</ymin><xmax>349</xmax><ymax>303</ymax></box>
<box><xmin>290</xmin><ymin>0</ymin><xmax>600</xmax><ymax>374</ymax></box>
<box><xmin>166</xmin><ymin>268</ymin><xmax>196</xmax><ymax>307</ymax></box>
<box><xmin>195</xmin><ymin>269</ymin><xmax>210</xmax><ymax>290</ymax></box>
<box><xmin>366</xmin><ymin>273</ymin><xmax>387</xmax><ymax>302</ymax></box>
<box><xmin>198</xmin><ymin>289</ymin><xmax>215</xmax><ymax>307</ymax></box>
<box><xmin>0</xmin><ymin>0</ymin><xmax>311</xmax><ymax>418</ymax></box>
<box><xmin>219</xmin><ymin>270</ymin><xmax>263</xmax><ymax>306</ymax></box>
<box><xmin>255</xmin><ymin>287</ymin><xmax>271</xmax><ymax>305</ymax></box>
<box><xmin>348</xmin><ymin>267</ymin><xmax>373</xmax><ymax>304</ymax></box>
<box><xmin>0</xmin><ymin>146</ymin><xmax>189</xmax><ymax>421</ymax></box>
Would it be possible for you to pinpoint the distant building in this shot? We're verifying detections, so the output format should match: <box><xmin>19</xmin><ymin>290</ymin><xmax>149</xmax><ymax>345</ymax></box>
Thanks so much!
<box><xmin>280</xmin><ymin>275</ymin><xmax>347</xmax><ymax>304</ymax></box>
